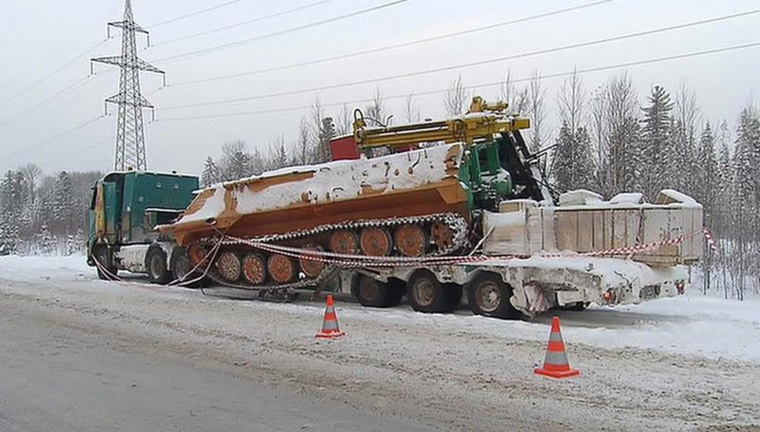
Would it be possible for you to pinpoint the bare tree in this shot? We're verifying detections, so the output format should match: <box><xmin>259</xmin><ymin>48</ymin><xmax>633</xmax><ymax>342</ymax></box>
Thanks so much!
<box><xmin>527</xmin><ymin>70</ymin><xmax>547</xmax><ymax>153</ymax></box>
<box><xmin>445</xmin><ymin>75</ymin><xmax>468</xmax><ymax>116</ymax></box>
<box><xmin>589</xmin><ymin>85</ymin><xmax>609</xmax><ymax>195</ymax></box>
<box><xmin>557</xmin><ymin>69</ymin><xmax>585</xmax><ymax>133</ymax></box>
<box><xmin>335</xmin><ymin>103</ymin><xmax>352</xmax><ymax>135</ymax></box>
<box><xmin>498</xmin><ymin>69</ymin><xmax>528</xmax><ymax>113</ymax></box>
<box><xmin>404</xmin><ymin>92</ymin><xmax>421</xmax><ymax>123</ymax></box>
<box><xmin>19</xmin><ymin>163</ymin><xmax>42</xmax><ymax>205</ymax></box>
<box><xmin>365</xmin><ymin>87</ymin><xmax>389</xmax><ymax>126</ymax></box>
<box><xmin>296</xmin><ymin>115</ymin><xmax>312</xmax><ymax>165</ymax></box>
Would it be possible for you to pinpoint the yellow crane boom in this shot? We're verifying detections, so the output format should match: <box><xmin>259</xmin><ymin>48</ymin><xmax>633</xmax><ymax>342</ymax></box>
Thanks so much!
<box><xmin>352</xmin><ymin>96</ymin><xmax>531</xmax><ymax>149</ymax></box>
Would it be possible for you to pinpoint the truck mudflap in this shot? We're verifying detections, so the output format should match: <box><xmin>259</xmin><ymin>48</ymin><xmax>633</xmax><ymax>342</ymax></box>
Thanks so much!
<box><xmin>465</xmin><ymin>257</ymin><xmax>688</xmax><ymax>315</ymax></box>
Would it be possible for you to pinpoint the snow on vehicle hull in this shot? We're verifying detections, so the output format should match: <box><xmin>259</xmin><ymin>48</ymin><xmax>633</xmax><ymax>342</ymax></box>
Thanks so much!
<box><xmin>161</xmin><ymin>143</ymin><xmax>468</xmax><ymax>246</ymax></box>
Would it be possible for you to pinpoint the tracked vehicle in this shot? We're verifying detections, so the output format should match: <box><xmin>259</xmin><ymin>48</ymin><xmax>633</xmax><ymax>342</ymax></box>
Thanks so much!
<box><xmin>158</xmin><ymin>97</ymin><xmax>546</xmax><ymax>294</ymax></box>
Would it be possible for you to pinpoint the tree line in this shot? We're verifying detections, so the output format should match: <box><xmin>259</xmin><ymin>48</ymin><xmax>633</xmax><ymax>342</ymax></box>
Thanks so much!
<box><xmin>0</xmin><ymin>166</ymin><xmax>102</xmax><ymax>255</ymax></box>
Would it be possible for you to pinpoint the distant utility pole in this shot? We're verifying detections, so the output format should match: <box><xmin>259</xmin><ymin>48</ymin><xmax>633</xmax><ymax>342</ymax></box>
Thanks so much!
<box><xmin>91</xmin><ymin>0</ymin><xmax>164</xmax><ymax>171</ymax></box>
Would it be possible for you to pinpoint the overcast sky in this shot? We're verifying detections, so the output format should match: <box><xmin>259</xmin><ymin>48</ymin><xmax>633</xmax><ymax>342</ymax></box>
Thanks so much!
<box><xmin>1</xmin><ymin>0</ymin><xmax>758</xmax><ymax>175</ymax></box>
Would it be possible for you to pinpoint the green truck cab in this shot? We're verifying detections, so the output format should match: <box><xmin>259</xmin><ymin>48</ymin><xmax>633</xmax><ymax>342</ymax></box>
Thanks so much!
<box><xmin>86</xmin><ymin>170</ymin><xmax>199</xmax><ymax>283</ymax></box>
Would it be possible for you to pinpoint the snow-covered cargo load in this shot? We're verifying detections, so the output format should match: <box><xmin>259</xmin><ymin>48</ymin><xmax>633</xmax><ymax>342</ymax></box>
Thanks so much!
<box><xmin>483</xmin><ymin>189</ymin><xmax>703</xmax><ymax>267</ymax></box>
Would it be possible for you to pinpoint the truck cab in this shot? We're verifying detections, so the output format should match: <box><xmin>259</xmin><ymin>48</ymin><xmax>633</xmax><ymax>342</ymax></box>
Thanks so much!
<box><xmin>86</xmin><ymin>170</ymin><xmax>199</xmax><ymax>283</ymax></box>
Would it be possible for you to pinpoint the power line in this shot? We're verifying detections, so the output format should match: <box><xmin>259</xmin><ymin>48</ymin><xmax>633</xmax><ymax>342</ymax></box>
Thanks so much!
<box><xmin>149</xmin><ymin>0</ymin><xmax>409</xmax><ymax>64</ymax></box>
<box><xmin>0</xmin><ymin>39</ymin><xmax>109</xmax><ymax>108</ymax></box>
<box><xmin>146</xmin><ymin>0</ymin><xmax>246</xmax><ymax>28</ymax></box>
<box><xmin>169</xmin><ymin>0</ymin><xmax>617</xmax><ymax>88</ymax></box>
<box><xmin>0</xmin><ymin>71</ymin><xmax>116</xmax><ymax>128</ymax></box>
<box><xmin>48</xmin><ymin>136</ymin><xmax>115</xmax><ymax>170</ymax></box>
<box><xmin>4</xmin><ymin>115</ymin><xmax>107</xmax><ymax>166</ymax></box>
<box><xmin>160</xmin><ymin>9</ymin><xmax>760</xmax><ymax>111</ymax></box>
<box><xmin>155</xmin><ymin>41</ymin><xmax>760</xmax><ymax>122</ymax></box>
<box><xmin>152</xmin><ymin>0</ymin><xmax>336</xmax><ymax>46</ymax></box>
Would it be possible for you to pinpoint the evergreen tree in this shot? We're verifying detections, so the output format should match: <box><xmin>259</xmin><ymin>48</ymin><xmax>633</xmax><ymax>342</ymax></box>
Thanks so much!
<box><xmin>0</xmin><ymin>170</ymin><xmax>22</xmax><ymax>255</ymax></box>
<box><xmin>694</xmin><ymin>122</ymin><xmax>718</xmax><ymax>227</ymax></box>
<box><xmin>201</xmin><ymin>157</ymin><xmax>221</xmax><ymax>187</ymax></box>
<box><xmin>220</xmin><ymin>141</ymin><xmax>253</xmax><ymax>181</ymax></box>
<box><xmin>550</xmin><ymin>122</ymin><xmax>594</xmax><ymax>192</ymax></box>
<box><xmin>53</xmin><ymin>171</ymin><xmax>75</xmax><ymax>235</ymax></box>
<box><xmin>38</xmin><ymin>224</ymin><xmax>55</xmax><ymax>255</ymax></box>
<box><xmin>640</xmin><ymin>85</ymin><xmax>673</xmax><ymax>199</ymax></box>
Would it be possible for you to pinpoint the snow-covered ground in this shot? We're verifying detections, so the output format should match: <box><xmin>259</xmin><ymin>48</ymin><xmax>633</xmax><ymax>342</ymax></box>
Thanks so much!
<box><xmin>2</xmin><ymin>255</ymin><xmax>758</xmax><ymax>363</ymax></box>
<box><xmin>2</xmin><ymin>255</ymin><xmax>759</xmax><ymax>430</ymax></box>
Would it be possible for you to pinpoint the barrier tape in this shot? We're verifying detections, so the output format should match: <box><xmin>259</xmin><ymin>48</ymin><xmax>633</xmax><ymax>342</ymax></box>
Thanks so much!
<box><xmin>702</xmin><ymin>227</ymin><xmax>719</xmax><ymax>253</ymax></box>
<box><xmin>227</xmin><ymin>226</ymin><xmax>712</xmax><ymax>267</ymax></box>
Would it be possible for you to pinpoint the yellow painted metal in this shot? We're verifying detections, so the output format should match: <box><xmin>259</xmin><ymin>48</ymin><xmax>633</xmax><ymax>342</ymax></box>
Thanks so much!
<box><xmin>352</xmin><ymin>96</ymin><xmax>530</xmax><ymax>149</ymax></box>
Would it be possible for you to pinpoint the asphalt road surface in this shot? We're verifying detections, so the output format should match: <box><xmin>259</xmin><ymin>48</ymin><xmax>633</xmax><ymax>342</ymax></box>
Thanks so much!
<box><xmin>0</xmin><ymin>299</ymin><xmax>432</xmax><ymax>432</ymax></box>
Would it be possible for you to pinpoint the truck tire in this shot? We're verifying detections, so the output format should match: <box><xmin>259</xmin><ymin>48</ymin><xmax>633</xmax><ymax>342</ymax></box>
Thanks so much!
<box><xmin>352</xmin><ymin>273</ymin><xmax>395</xmax><ymax>307</ymax></box>
<box><xmin>407</xmin><ymin>270</ymin><xmax>447</xmax><ymax>313</ymax></box>
<box><xmin>466</xmin><ymin>272</ymin><xmax>520</xmax><ymax>319</ymax></box>
<box><xmin>146</xmin><ymin>246</ymin><xmax>171</xmax><ymax>284</ymax></box>
<box><xmin>94</xmin><ymin>246</ymin><xmax>117</xmax><ymax>280</ymax></box>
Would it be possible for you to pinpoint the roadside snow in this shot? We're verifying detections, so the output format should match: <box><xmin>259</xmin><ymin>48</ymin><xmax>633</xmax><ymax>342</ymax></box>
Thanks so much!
<box><xmin>2</xmin><ymin>255</ymin><xmax>759</xmax><ymax>364</ymax></box>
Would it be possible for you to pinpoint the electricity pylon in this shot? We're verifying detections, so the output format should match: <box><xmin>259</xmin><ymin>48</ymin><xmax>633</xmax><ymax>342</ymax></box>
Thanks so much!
<box><xmin>92</xmin><ymin>0</ymin><xmax>164</xmax><ymax>171</ymax></box>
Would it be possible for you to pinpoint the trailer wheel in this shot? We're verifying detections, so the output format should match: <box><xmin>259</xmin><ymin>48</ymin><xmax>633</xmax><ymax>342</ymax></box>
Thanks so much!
<box><xmin>146</xmin><ymin>246</ymin><xmax>171</xmax><ymax>284</ymax></box>
<box><xmin>407</xmin><ymin>270</ymin><xmax>446</xmax><ymax>313</ymax></box>
<box><xmin>466</xmin><ymin>272</ymin><xmax>520</xmax><ymax>319</ymax></box>
<box><xmin>94</xmin><ymin>246</ymin><xmax>117</xmax><ymax>280</ymax></box>
<box><xmin>352</xmin><ymin>273</ymin><xmax>393</xmax><ymax>307</ymax></box>
<box><xmin>171</xmin><ymin>247</ymin><xmax>200</xmax><ymax>287</ymax></box>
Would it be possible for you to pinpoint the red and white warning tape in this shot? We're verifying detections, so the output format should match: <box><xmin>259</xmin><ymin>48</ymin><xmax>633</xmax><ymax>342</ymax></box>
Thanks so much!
<box><xmin>227</xmin><ymin>226</ymin><xmax>714</xmax><ymax>267</ymax></box>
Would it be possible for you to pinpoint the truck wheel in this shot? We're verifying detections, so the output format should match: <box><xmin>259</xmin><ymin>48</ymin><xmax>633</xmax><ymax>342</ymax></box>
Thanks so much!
<box><xmin>352</xmin><ymin>273</ymin><xmax>392</xmax><ymax>307</ymax></box>
<box><xmin>443</xmin><ymin>283</ymin><xmax>463</xmax><ymax>311</ymax></box>
<box><xmin>466</xmin><ymin>272</ymin><xmax>520</xmax><ymax>319</ymax></box>
<box><xmin>146</xmin><ymin>246</ymin><xmax>171</xmax><ymax>284</ymax></box>
<box><xmin>94</xmin><ymin>246</ymin><xmax>117</xmax><ymax>280</ymax></box>
<box><xmin>407</xmin><ymin>270</ymin><xmax>446</xmax><ymax>313</ymax></box>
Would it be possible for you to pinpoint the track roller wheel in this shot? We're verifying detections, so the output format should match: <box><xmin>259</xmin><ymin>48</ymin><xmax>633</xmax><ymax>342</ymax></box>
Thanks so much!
<box><xmin>298</xmin><ymin>246</ymin><xmax>325</xmax><ymax>279</ymax></box>
<box><xmin>188</xmin><ymin>243</ymin><xmax>210</xmax><ymax>267</ymax></box>
<box><xmin>466</xmin><ymin>272</ymin><xmax>520</xmax><ymax>319</ymax></box>
<box><xmin>242</xmin><ymin>253</ymin><xmax>267</xmax><ymax>285</ymax></box>
<box><xmin>329</xmin><ymin>230</ymin><xmax>359</xmax><ymax>255</ymax></box>
<box><xmin>406</xmin><ymin>270</ymin><xmax>447</xmax><ymax>313</ymax></box>
<box><xmin>394</xmin><ymin>224</ymin><xmax>428</xmax><ymax>257</ymax></box>
<box><xmin>431</xmin><ymin>221</ymin><xmax>454</xmax><ymax>251</ymax></box>
<box><xmin>217</xmin><ymin>251</ymin><xmax>242</xmax><ymax>282</ymax></box>
<box><xmin>268</xmin><ymin>254</ymin><xmax>295</xmax><ymax>284</ymax></box>
<box><xmin>360</xmin><ymin>227</ymin><xmax>393</xmax><ymax>256</ymax></box>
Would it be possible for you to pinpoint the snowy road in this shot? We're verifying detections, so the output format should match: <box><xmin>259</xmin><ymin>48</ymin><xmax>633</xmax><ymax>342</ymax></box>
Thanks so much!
<box><xmin>1</xmin><ymin>256</ymin><xmax>759</xmax><ymax>431</ymax></box>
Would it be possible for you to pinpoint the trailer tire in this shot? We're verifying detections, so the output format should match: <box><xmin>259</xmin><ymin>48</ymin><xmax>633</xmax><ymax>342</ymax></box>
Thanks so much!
<box><xmin>171</xmin><ymin>247</ymin><xmax>201</xmax><ymax>287</ymax></box>
<box><xmin>146</xmin><ymin>246</ymin><xmax>171</xmax><ymax>284</ymax></box>
<box><xmin>466</xmin><ymin>272</ymin><xmax>520</xmax><ymax>319</ymax></box>
<box><xmin>94</xmin><ymin>246</ymin><xmax>117</xmax><ymax>280</ymax></box>
<box><xmin>407</xmin><ymin>270</ymin><xmax>447</xmax><ymax>313</ymax></box>
<box><xmin>352</xmin><ymin>273</ymin><xmax>395</xmax><ymax>307</ymax></box>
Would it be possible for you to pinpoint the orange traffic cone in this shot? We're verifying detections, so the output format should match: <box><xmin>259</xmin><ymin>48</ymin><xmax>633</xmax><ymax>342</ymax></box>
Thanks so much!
<box><xmin>316</xmin><ymin>294</ymin><xmax>346</xmax><ymax>339</ymax></box>
<box><xmin>534</xmin><ymin>316</ymin><xmax>580</xmax><ymax>379</ymax></box>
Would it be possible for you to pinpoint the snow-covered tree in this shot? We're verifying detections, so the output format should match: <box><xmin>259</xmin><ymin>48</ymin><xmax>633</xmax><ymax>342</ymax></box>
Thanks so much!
<box><xmin>200</xmin><ymin>157</ymin><xmax>221</xmax><ymax>187</ymax></box>
<box><xmin>640</xmin><ymin>85</ymin><xmax>673</xmax><ymax>199</ymax></box>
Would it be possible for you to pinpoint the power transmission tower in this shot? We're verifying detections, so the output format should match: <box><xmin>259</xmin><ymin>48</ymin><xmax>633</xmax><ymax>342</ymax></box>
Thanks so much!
<box><xmin>91</xmin><ymin>0</ymin><xmax>164</xmax><ymax>171</ymax></box>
